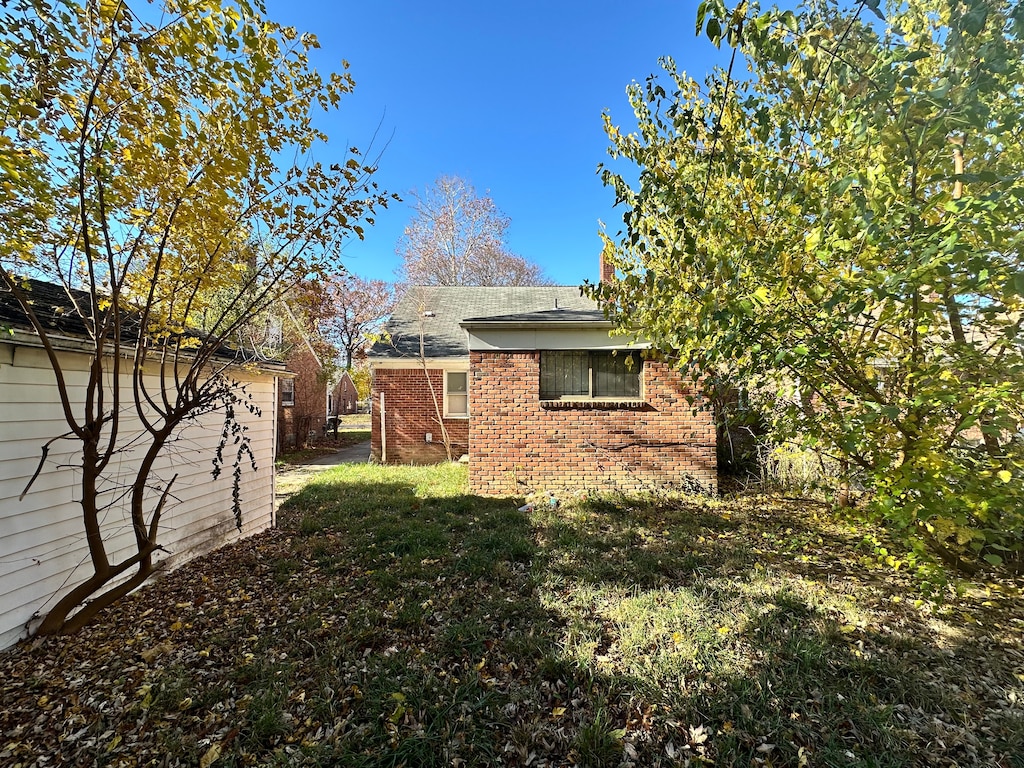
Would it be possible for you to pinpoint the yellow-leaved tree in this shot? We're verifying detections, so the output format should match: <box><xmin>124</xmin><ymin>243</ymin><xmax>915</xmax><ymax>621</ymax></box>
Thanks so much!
<box><xmin>0</xmin><ymin>0</ymin><xmax>395</xmax><ymax>634</ymax></box>
<box><xmin>593</xmin><ymin>0</ymin><xmax>1024</xmax><ymax>579</ymax></box>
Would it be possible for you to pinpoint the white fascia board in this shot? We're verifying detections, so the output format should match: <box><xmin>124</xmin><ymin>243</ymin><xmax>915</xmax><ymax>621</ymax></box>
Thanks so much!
<box><xmin>461</xmin><ymin>321</ymin><xmax>615</xmax><ymax>330</ymax></box>
<box><xmin>466</xmin><ymin>327</ymin><xmax>650</xmax><ymax>352</ymax></box>
<box><xmin>4</xmin><ymin>328</ymin><xmax>287</xmax><ymax>377</ymax></box>
<box><xmin>6</xmin><ymin>328</ymin><xmax>98</xmax><ymax>357</ymax></box>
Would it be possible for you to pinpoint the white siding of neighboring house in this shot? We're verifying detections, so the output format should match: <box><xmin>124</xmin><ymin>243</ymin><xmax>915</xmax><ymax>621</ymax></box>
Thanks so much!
<box><xmin>0</xmin><ymin>340</ymin><xmax>276</xmax><ymax>650</ymax></box>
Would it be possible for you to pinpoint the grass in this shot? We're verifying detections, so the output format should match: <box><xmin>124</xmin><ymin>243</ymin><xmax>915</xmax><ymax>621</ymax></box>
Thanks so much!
<box><xmin>2</xmin><ymin>463</ymin><xmax>1022</xmax><ymax>767</ymax></box>
<box><xmin>332</xmin><ymin>413</ymin><xmax>371</xmax><ymax>426</ymax></box>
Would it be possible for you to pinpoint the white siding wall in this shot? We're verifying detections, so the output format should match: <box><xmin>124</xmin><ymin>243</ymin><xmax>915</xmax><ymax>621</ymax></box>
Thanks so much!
<box><xmin>0</xmin><ymin>342</ymin><xmax>276</xmax><ymax>650</ymax></box>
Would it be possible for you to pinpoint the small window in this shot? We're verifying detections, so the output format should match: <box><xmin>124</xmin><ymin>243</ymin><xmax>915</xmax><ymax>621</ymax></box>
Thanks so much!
<box><xmin>541</xmin><ymin>351</ymin><xmax>640</xmax><ymax>400</ymax></box>
<box><xmin>281</xmin><ymin>377</ymin><xmax>295</xmax><ymax>406</ymax></box>
<box><xmin>445</xmin><ymin>370</ymin><xmax>469</xmax><ymax>417</ymax></box>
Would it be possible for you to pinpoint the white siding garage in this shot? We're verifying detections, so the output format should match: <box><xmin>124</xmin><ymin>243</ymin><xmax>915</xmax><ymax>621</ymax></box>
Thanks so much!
<box><xmin>0</xmin><ymin>336</ymin><xmax>278</xmax><ymax>650</ymax></box>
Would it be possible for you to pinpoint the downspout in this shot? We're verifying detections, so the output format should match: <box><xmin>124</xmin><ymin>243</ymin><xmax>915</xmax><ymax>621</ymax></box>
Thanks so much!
<box><xmin>380</xmin><ymin>391</ymin><xmax>387</xmax><ymax>464</ymax></box>
<box><xmin>271</xmin><ymin>374</ymin><xmax>278</xmax><ymax>527</ymax></box>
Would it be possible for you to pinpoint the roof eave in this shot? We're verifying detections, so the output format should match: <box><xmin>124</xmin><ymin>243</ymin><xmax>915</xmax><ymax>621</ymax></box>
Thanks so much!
<box><xmin>459</xmin><ymin>320</ymin><xmax>615</xmax><ymax>331</ymax></box>
<box><xmin>3</xmin><ymin>328</ymin><xmax>288</xmax><ymax>375</ymax></box>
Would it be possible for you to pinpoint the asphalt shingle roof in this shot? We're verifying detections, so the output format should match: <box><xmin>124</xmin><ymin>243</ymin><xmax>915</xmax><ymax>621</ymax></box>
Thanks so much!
<box><xmin>1</xmin><ymin>278</ymin><xmax>267</xmax><ymax>364</ymax></box>
<box><xmin>368</xmin><ymin>286</ymin><xmax>602</xmax><ymax>359</ymax></box>
<box><xmin>1</xmin><ymin>278</ymin><xmax>100</xmax><ymax>337</ymax></box>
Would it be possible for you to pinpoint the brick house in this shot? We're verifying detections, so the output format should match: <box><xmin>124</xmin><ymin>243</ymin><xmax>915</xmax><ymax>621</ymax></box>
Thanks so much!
<box><xmin>368</xmin><ymin>284</ymin><xmax>717</xmax><ymax>496</ymax></box>
<box><xmin>277</xmin><ymin>343</ymin><xmax>328</xmax><ymax>451</ymax></box>
<box><xmin>330</xmin><ymin>370</ymin><xmax>359</xmax><ymax>417</ymax></box>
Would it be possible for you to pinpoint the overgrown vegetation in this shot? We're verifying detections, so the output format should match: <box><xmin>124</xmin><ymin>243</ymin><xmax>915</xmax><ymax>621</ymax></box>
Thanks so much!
<box><xmin>591</xmin><ymin>0</ymin><xmax>1024</xmax><ymax>572</ymax></box>
<box><xmin>2</xmin><ymin>464</ymin><xmax>1021</xmax><ymax>766</ymax></box>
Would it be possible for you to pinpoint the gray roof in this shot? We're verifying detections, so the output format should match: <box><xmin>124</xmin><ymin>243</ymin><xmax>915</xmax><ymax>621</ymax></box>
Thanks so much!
<box><xmin>1</xmin><ymin>277</ymin><xmax>272</xmax><ymax>365</ymax></box>
<box><xmin>1</xmin><ymin>277</ymin><xmax>103</xmax><ymax>337</ymax></box>
<box><xmin>368</xmin><ymin>286</ymin><xmax>602</xmax><ymax>359</ymax></box>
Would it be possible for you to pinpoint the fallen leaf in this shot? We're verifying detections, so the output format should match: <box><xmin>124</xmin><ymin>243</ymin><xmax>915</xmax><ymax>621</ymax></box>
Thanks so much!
<box><xmin>200</xmin><ymin>743</ymin><xmax>221</xmax><ymax>768</ymax></box>
<box><xmin>139</xmin><ymin>641</ymin><xmax>173</xmax><ymax>664</ymax></box>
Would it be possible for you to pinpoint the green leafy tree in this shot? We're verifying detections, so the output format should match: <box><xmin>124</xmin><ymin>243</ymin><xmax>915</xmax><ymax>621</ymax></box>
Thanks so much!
<box><xmin>592</xmin><ymin>0</ymin><xmax>1024</xmax><ymax>573</ymax></box>
<box><xmin>0</xmin><ymin>0</ymin><xmax>394</xmax><ymax>633</ymax></box>
<box><xmin>350</xmin><ymin>362</ymin><xmax>371</xmax><ymax>402</ymax></box>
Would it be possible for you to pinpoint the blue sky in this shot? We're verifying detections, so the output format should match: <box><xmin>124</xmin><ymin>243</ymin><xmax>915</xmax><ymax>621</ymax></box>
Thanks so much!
<box><xmin>263</xmin><ymin>0</ymin><xmax>727</xmax><ymax>285</ymax></box>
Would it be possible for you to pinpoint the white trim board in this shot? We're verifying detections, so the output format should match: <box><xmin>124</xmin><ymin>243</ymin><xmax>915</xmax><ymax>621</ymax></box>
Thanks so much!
<box><xmin>466</xmin><ymin>327</ymin><xmax>650</xmax><ymax>352</ymax></box>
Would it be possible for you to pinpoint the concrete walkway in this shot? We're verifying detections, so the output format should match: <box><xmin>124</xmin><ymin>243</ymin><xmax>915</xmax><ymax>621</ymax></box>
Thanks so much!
<box><xmin>308</xmin><ymin>440</ymin><xmax>371</xmax><ymax>465</ymax></box>
<box><xmin>275</xmin><ymin>439</ymin><xmax>371</xmax><ymax>509</ymax></box>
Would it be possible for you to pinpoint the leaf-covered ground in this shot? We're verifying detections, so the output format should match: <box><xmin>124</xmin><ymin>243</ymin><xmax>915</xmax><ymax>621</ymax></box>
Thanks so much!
<box><xmin>2</xmin><ymin>463</ymin><xmax>1023</xmax><ymax>767</ymax></box>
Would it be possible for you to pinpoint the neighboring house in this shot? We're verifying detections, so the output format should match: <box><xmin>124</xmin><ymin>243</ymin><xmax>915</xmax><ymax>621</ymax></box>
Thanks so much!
<box><xmin>367</xmin><ymin>281</ymin><xmax>718</xmax><ymax>496</ymax></box>
<box><xmin>277</xmin><ymin>341</ymin><xmax>329</xmax><ymax>451</ymax></box>
<box><xmin>330</xmin><ymin>370</ymin><xmax>359</xmax><ymax>417</ymax></box>
<box><xmin>0</xmin><ymin>279</ymin><xmax>280</xmax><ymax>650</ymax></box>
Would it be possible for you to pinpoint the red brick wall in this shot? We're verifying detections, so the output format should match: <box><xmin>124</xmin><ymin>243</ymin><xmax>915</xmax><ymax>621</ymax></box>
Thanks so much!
<box><xmin>278</xmin><ymin>347</ymin><xmax>326</xmax><ymax>451</ymax></box>
<box><xmin>331</xmin><ymin>373</ymin><xmax>358</xmax><ymax>416</ymax></box>
<box><xmin>371</xmin><ymin>367</ymin><xmax>470</xmax><ymax>464</ymax></box>
<box><xmin>469</xmin><ymin>352</ymin><xmax>716</xmax><ymax>496</ymax></box>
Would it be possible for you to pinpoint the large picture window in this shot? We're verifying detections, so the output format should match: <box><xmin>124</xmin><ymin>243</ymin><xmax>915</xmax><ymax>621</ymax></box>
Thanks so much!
<box><xmin>540</xmin><ymin>351</ymin><xmax>641</xmax><ymax>400</ymax></box>
<box><xmin>444</xmin><ymin>370</ymin><xmax>469</xmax><ymax>417</ymax></box>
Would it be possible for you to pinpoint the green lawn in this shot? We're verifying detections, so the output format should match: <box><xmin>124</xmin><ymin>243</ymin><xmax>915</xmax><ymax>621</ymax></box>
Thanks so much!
<box><xmin>332</xmin><ymin>413</ymin><xmax>371</xmax><ymax>426</ymax></box>
<box><xmin>2</xmin><ymin>463</ymin><xmax>1022</xmax><ymax>767</ymax></box>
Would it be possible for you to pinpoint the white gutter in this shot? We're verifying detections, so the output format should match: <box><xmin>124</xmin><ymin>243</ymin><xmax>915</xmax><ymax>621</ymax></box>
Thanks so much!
<box><xmin>3</xmin><ymin>328</ymin><xmax>288</xmax><ymax>375</ymax></box>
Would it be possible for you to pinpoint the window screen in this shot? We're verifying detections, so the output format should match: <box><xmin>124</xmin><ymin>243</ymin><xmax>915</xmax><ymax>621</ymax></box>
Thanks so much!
<box><xmin>592</xmin><ymin>352</ymin><xmax>641</xmax><ymax>398</ymax></box>
<box><xmin>540</xmin><ymin>351</ymin><xmax>588</xmax><ymax>399</ymax></box>
<box><xmin>540</xmin><ymin>351</ymin><xmax>640</xmax><ymax>399</ymax></box>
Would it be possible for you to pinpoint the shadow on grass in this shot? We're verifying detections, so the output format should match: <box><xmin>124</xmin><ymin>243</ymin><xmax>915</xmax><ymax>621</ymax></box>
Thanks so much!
<box><xmin>265</xmin><ymin>473</ymin><xmax>1024</xmax><ymax>767</ymax></box>
<box><xmin>17</xmin><ymin>468</ymin><xmax>1017</xmax><ymax>767</ymax></box>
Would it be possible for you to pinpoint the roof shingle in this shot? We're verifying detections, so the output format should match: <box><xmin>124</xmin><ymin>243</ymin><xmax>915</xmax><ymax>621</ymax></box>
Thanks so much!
<box><xmin>368</xmin><ymin>286</ymin><xmax>601</xmax><ymax>359</ymax></box>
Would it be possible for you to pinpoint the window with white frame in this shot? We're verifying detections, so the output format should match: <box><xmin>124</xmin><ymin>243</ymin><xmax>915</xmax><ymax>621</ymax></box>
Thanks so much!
<box><xmin>540</xmin><ymin>351</ymin><xmax>641</xmax><ymax>400</ymax></box>
<box><xmin>444</xmin><ymin>370</ymin><xmax>469</xmax><ymax>417</ymax></box>
<box><xmin>281</xmin><ymin>377</ymin><xmax>295</xmax><ymax>406</ymax></box>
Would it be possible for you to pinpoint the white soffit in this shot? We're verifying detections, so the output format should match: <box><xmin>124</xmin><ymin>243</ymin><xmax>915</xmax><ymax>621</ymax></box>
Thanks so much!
<box><xmin>466</xmin><ymin>327</ymin><xmax>650</xmax><ymax>352</ymax></box>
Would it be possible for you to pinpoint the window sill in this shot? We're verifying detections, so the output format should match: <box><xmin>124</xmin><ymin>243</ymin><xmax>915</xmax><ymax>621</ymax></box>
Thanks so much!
<box><xmin>539</xmin><ymin>399</ymin><xmax>649</xmax><ymax>411</ymax></box>
<box><xmin>443</xmin><ymin>414</ymin><xmax>471</xmax><ymax>420</ymax></box>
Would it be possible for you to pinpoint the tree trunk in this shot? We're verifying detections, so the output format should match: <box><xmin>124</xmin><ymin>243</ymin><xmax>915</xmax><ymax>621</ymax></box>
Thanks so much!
<box><xmin>35</xmin><ymin>427</ymin><xmax>174</xmax><ymax>635</ymax></box>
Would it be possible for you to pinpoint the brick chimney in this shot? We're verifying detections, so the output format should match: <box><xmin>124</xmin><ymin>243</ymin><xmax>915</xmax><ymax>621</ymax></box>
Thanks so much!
<box><xmin>599</xmin><ymin>250</ymin><xmax>615</xmax><ymax>283</ymax></box>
